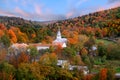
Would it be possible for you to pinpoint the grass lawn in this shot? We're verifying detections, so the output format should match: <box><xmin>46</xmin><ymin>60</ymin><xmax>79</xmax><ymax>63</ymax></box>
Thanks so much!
<box><xmin>106</xmin><ymin>60</ymin><xmax>120</xmax><ymax>73</ymax></box>
<box><xmin>93</xmin><ymin>38</ymin><xmax>119</xmax><ymax>73</ymax></box>
<box><xmin>96</xmin><ymin>39</ymin><xmax>115</xmax><ymax>45</ymax></box>
<box><xmin>92</xmin><ymin>60</ymin><xmax>120</xmax><ymax>73</ymax></box>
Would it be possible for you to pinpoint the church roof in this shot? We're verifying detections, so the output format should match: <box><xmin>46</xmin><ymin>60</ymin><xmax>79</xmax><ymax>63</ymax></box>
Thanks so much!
<box><xmin>53</xmin><ymin>42</ymin><xmax>67</xmax><ymax>48</ymax></box>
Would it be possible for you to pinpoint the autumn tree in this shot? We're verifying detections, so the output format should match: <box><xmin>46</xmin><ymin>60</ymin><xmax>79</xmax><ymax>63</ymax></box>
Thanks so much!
<box><xmin>17</xmin><ymin>62</ymin><xmax>54</xmax><ymax>80</ymax></box>
<box><xmin>62</xmin><ymin>47</ymin><xmax>76</xmax><ymax>59</ymax></box>
<box><xmin>70</xmin><ymin>55</ymin><xmax>84</xmax><ymax>65</ymax></box>
<box><xmin>39</xmin><ymin>53</ymin><xmax>57</xmax><ymax>66</ymax></box>
<box><xmin>0</xmin><ymin>62</ymin><xmax>15</xmax><ymax>80</ymax></box>
<box><xmin>10</xmin><ymin>27</ymin><xmax>28</xmax><ymax>43</ymax></box>
<box><xmin>18</xmin><ymin>52</ymin><xmax>30</xmax><ymax>64</ymax></box>
<box><xmin>27</xmin><ymin>46</ymin><xmax>39</xmax><ymax>62</ymax></box>
<box><xmin>84</xmin><ymin>74</ymin><xmax>94</xmax><ymax>80</ymax></box>
<box><xmin>102</xmin><ymin>28</ymin><xmax>108</xmax><ymax>37</ymax></box>
<box><xmin>0</xmin><ymin>24</ymin><xmax>6</xmax><ymax>30</ymax></box>
<box><xmin>0</xmin><ymin>35</ymin><xmax>11</xmax><ymax>48</ymax></box>
<box><xmin>97</xmin><ymin>43</ymin><xmax>107</xmax><ymax>57</ymax></box>
<box><xmin>8</xmin><ymin>29</ymin><xmax>17</xmax><ymax>43</ymax></box>
<box><xmin>84</xmin><ymin>36</ymin><xmax>96</xmax><ymax>54</ymax></box>
<box><xmin>99</xmin><ymin>68</ymin><xmax>107</xmax><ymax>80</ymax></box>
<box><xmin>107</xmin><ymin>44</ymin><xmax>120</xmax><ymax>60</ymax></box>
<box><xmin>0</xmin><ymin>49</ymin><xmax>7</xmax><ymax>63</ymax></box>
<box><xmin>0</xmin><ymin>30</ymin><xmax>4</xmax><ymax>37</ymax></box>
<box><xmin>17</xmin><ymin>63</ymin><xmax>35</xmax><ymax>80</ymax></box>
<box><xmin>72</xmin><ymin>69</ymin><xmax>84</xmax><ymax>80</ymax></box>
<box><xmin>54</xmin><ymin>44</ymin><xmax>63</xmax><ymax>59</ymax></box>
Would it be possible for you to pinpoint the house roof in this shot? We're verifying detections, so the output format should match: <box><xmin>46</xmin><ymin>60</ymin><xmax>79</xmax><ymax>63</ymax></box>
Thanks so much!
<box><xmin>29</xmin><ymin>43</ymin><xmax>52</xmax><ymax>47</ymax></box>
<box><xmin>11</xmin><ymin>43</ymin><xmax>28</xmax><ymax>49</ymax></box>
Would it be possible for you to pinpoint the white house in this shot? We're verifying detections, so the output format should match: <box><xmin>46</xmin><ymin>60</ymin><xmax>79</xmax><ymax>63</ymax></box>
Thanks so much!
<box><xmin>8</xmin><ymin>43</ymin><xmax>28</xmax><ymax>55</ymax></box>
<box><xmin>68</xmin><ymin>65</ymin><xmax>89</xmax><ymax>75</ymax></box>
<box><xmin>29</xmin><ymin>43</ymin><xmax>51</xmax><ymax>51</ymax></box>
<box><xmin>57</xmin><ymin>59</ymin><xmax>89</xmax><ymax>75</ymax></box>
<box><xmin>57</xmin><ymin>60</ymin><xmax>70</xmax><ymax>68</ymax></box>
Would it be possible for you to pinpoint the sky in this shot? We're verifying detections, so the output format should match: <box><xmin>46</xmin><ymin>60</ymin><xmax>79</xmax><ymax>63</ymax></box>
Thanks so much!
<box><xmin>0</xmin><ymin>0</ymin><xmax>120</xmax><ymax>21</ymax></box>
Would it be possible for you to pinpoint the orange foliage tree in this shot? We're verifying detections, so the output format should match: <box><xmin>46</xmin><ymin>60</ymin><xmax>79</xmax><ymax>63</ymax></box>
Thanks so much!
<box><xmin>99</xmin><ymin>68</ymin><xmax>107</xmax><ymax>80</ymax></box>
<box><xmin>31</xmin><ymin>33</ymin><xmax>36</xmax><ymax>38</ymax></box>
<box><xmin>0</xmin><ymin>24</ymin><xmax>6</xmax><ymax>30</ymax></box>
<box><xmin>84</xmin><ymin>74</ymin><xmax>94</xmax><ymax>80</ymax></box>
<box><xmin>0</xmin><ymin>30</ymin><xmax>4</xmax><ymax>37</ymax></box>
<box><xmin>9</xmin><ymin>52</ymin><xmax>29</xmax><ymax>68</ymax></box>
<box><xmin>0</xmin><ymin>49</ymin><xmax>7</xmax><ymax>63</ymax></box>
<box><xmin>8</xmin><ymin>29</ymin><xmax>17</xmax><ymax>43</ymax></box>
<box><xmin>10</xmin><ymin>27</ymin><xmax>28</xmax><ymax>43</ymax></box>
<box><xmin>18</xmin><ymin>52</ymin><xmax>30</xmax><ymax>64</ymax></box>
<box><xmin>0</xmin><ymin>24</ymin><xmax>6</xmax><ymax>37</ymax></box>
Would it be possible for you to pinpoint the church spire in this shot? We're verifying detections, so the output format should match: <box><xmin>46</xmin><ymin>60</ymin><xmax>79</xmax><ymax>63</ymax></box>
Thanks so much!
<box><xmin>56</xmin><ymin>26</ymin><xmax>61</xmax><ymax>39</ymax></box>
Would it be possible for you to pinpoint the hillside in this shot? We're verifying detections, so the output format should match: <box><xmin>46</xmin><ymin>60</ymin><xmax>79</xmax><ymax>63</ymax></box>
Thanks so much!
<box><xmin>52</xmin><ymin>7</ymin><xmax>120</xmax><ymax>37</ymax></box>
<box><xmin>0</xmin><ymin>16</ymin><xmax>45</xmax><ymax>28</ymax></box>
<box><xmin>56</xmin><ymin>7</ymin><xmax>120</xmax><ymax>27</ymax></box>
<box><xmin>1</xmin><ymin>7</ymin><xmax>120</xmax><ymax>33</ymax></box>
<box><xmin>0</xmin><ymin>7</ymin><xmax>120</xmax><ymax>44</ymax></box>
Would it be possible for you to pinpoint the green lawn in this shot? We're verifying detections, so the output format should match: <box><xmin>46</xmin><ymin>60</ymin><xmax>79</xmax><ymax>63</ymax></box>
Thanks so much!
<box><xmin>96</xmin><ymin>39</ymin><xmax>115</xmax><ymax>45</ymax></box>
<box><xmin>92</xmin><ymin>60</ymin><xmax>120</xmax><ymax>73</ymax></box>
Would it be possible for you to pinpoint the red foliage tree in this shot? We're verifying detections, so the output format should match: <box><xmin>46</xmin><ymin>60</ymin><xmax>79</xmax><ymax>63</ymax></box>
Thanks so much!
<box><xmin>99</xmin><ymin>68</ymin><xmax>107</xmax><ymax>80</ymax></box>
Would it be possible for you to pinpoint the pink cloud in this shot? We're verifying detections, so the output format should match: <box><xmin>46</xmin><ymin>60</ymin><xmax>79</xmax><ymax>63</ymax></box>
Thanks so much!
<box><xmin>0</xmin><ymin>9</ymin><xmax>16</xmax><ymax>17</ymax></box>
<box><xmin>66</xmin><ymin>12</ymin><xmax>74</xmax><ymax>18</ymax></box>
<box><xmin>108</xmin><ymin>2</ymin><xmax>120</xmax><ymax>9</ymax></box>
<box><xmin>15</xmin><ymin>7</ymin><xmax>29</xmax><ymax>17</ymax></box>
<box><xmin>34</xmin><ymin>4</ymin><xmax>42</xmax><ymax>15</ymax></box>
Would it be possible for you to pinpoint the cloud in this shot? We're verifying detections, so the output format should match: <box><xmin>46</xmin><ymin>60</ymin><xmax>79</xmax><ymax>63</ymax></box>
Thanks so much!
<box><xmin>0</xmin><ymin>0</ymin><xmax>67</xmax><ymax>21</ymax></box>
<box><xmin>108</xmin><ymin>2</ymin><xmax>120</xmax><ymax>9</ymax></box>
<box><xmin>65</xmin><ymin>0</ymin><xmax>120</xmax><ymax>19</ymax></box>
<box><xmin>66</xmin><ymin>8</ymin><xmax>82</xmax><ymax>19</ymax></box>
<box><xmin>34</xmin><ymin>4</ymin><xmax>42</xmax><ymax>15</ymax></box>
<box><xmin>0</xmin><ymin>0</ymin><xmax>90</xmax><ymax>21</ymax></box>
<box><xmin>0</xmin><ymin>9</ymin><xmax>16</xmax><ymax>17</ymax></box>
<box><xmin>65</xmin><ymin>0</ymin><xmax>89</xmax><ymax>19</ymax></box>
<box><xmin>1</xmin><ymin>0</ymin><xmax>120</xmax><ymax>21</ymax></box>
<box><xmin>108</xmin><ymin>0</ymin><xmax>120</xmax><ymax>3</ymax></box>
<box><xmin>40</xmin><ymin>14</ymin><xmax>66</xmax><ymax>21</ymax></box>
<box><xmin>66</xmin><ymin>12</ymin><xmax>74</xmax><ymax>18</ymax></box>
<box><xmin>15</xmin><ymin>7</ymin><xmax>29</xmax><ymax>17</ymax></box>
<box><xmin>0</xmin><ymin>7</ymin><xmax>65</xmax><ymax>21</ymax></box>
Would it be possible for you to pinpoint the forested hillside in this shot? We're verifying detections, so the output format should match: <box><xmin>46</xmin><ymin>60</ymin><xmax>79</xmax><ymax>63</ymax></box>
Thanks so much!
<box><xmin>51</xmin><ymin>7</ymin><xmax>120</xmax><ymax>38</ymax></box>
<box><xmin>0</xmin><ymin>7</ymin><xmax>120</xmax><ymax>45</ymax></box>
<box><xmin>0</xmin><ymin>16</ymin><xmax>44</xmax><ymax>28</ymax></box>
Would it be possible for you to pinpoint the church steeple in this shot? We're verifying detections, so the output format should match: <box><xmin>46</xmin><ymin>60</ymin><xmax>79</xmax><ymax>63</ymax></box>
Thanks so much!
<box><xmin>53</xmin><ymin>26</ymin><xmax>67</xmax><ymax>48</ymax></box>
<box><xmin>56</xmin><ymin>27</ymin><xmax>62</xmax><ymax>39</ymax></box>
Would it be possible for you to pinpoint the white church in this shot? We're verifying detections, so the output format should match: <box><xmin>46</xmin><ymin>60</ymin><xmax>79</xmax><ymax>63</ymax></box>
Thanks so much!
<box><xmin>52</xmin><ymin>28</ymin><xmax>67</xmax><ymax>48</ymax></box>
